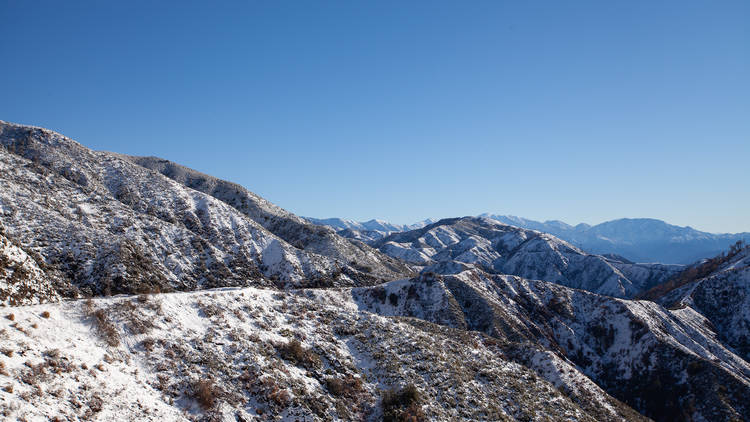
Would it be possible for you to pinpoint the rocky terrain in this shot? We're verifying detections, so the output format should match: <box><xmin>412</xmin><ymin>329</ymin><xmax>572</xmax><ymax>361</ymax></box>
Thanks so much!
<box><xmin>1</xmin><ymin>121</ymin><xmax>749</xmax><ymax>421</ymax></box>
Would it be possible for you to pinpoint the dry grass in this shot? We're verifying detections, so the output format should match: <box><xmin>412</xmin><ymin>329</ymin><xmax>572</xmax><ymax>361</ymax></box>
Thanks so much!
<box><xmin>83</xmin><ymin>303</ymin><xmax>120</xmax><ymax>347</ymax></box>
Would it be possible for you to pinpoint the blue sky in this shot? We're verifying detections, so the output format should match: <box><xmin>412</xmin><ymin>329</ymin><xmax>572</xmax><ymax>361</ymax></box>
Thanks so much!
<box><xmin>2</xmin><ymin>1</ymin><xmax>748</xmax><ymax>233</ymax></box>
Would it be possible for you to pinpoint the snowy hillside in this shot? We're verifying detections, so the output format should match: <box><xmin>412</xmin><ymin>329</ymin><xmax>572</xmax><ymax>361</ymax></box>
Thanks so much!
<box><xmin>0</xmin><ymin>121</ymin><xmax>411</xmax><ymax>303</ymax></box>
<box><xmin>344</xmin><ymin>271</ymin><xmax>750</xmax><ymax>421</ymax></box>
<box><xmin>371</xmin><ymin>217</ymin><xmax>682</xmax><ymax>298</ymax></box>
<box><xmin>653</xmin><ymin>244</ymin><xmax>750</xmax><ymax>361</ymax></box>
<box><xmin>124</xmin><ymin>156</ymin><xmax>413</xmax><ymax>284</ymax></box>
<box><xmin>0</xmin><ymin>286</ymin><xmax>640</xmax><ymax>421</ymax></box>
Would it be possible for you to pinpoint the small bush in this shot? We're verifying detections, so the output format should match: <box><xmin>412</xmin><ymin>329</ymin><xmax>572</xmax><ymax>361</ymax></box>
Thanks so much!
<box><xmin>192</xmin><ymin>379</ymin><xmax>218</xmax><ymax>409</ymax></box>
<box><xmin>2</xmin><ymin>385</ymin><xmax>12</xmax><ymax>393</ymax></box>
<box><xmin>382</xmin><ymin>384</ymin><xmax>425</xmax><ymax>422</ymax></box>
<box><xmin>5</xmin><ymin>314</ymin><xmax>14</xmax><ymax>321</ymax></box>
<box><xmin>326</xmin><ymin>375</ymin><xmax>363</xmax><ymax>398</ymax></box>
<box><xmin>85</xmin><ymin>305</ymin><xmax>120</xmax><ymax>347</ymax></box>
<box><xmin>140</xmin><ymin>338</ymin><xmax>156</xmax><ymax>352</ymax></box>
<box><xmin>41</xmin><ymin>311</ymin><xmax>51</xmax><ymax>319</ymax></box>
<box><xmin>278</xmin><ymin>339</ymin><xmax>320</xmax><ymax>368</ymax></box>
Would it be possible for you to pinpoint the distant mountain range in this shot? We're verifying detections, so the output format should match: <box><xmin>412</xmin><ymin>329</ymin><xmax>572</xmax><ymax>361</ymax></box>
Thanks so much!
<box><xmin>304</xmin><ymin>217</ymin><xmax>436</xmax><ymax>232</ymax></box>
<box><xmin>370</xmin><ymin>217</ymin><xmax>683</xmax><ymax>298</ymax></box>
<box><xmin>481</xmin><ymin>214</ymin><xmax>750</xmax><ymax>264</ymax></box>
<box><xmin>309</xmin><ymin>214</ymin><xmax>749</xmax><ymax>264</ymax></box>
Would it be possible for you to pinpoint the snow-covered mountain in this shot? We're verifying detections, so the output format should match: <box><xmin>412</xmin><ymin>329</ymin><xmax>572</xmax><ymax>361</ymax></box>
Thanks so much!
<box><xmin>482</xmin><ymin>214</ymin><xmax>750</xmax><ymax>264</ymax></box>
<box><xmin>305</xmin><ymin>217</ymin><xmax>436</xmax><ymax>243</ymax></box>
<box><xmin>0</xmin><ymin>121</ymin><xmax>412</xmax><ymax>304</ymax></box>
<box><xmin>371</xmin><ymin>217</ymin><xmax>682</xmax><ymax>298</ymax></box>
<box><xmin>2</xmin><ymin>120</ymin><xmax>749</xmax><ymax>421</ymax></box>
<box><xmin>123</xmin><ymin>156</ymin><xmax>412</xmax><ymax>284</ymax></box>
<box><xmin>304</xmin><ymin>217</ymin><xmax>435</xmax><ymax>233</ymax></box>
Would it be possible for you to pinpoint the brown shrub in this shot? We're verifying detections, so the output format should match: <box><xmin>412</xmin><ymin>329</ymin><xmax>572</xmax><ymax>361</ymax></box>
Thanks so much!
<box><xmin>5</xmin><ymin>314</ymin><xmax>14</xmax><ymax>321</ymax></box>
<box><xmin>85</xmin><ymin>307</ymin><xmax>120</xmax><ymax>347</ymax></box>
<box><xmin>140</xmin><ymin>338</ymin><xmax>156</xmax><ymax>352</ymax></box>
<box><xmin>41</xmin><ymin>311</ymin><xmax>51</xmax><ymax>319</ymax></box>
<box><xmin>326</xmin><ymin>375</ymin><xmax>364</xmax><ymax>398</ymax></box>
<box><xmin>382</xmin><ymin>384</ymin><xmax>424</xmax><ymax>422</ymax></box>
<box><xmin>192</xmin><ymin>379</ymin><xmax>218</xmax><ymax>409</ymax></box>
<box><xmin>278</xmin><ymin>339</ymin><xmax>320</xmax><ymax>368</ymax></box>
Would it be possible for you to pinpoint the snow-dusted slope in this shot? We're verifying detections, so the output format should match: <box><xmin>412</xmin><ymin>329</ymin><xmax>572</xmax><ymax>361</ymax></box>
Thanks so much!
<box><xmin>346</xmin><ymin>271</ymin><xmax>750</xmax><ymax>421</ymax></box>
<box><xmin>655</xmin><ymin>246</ymin><xmax>750</xmax><ymax>361</ymax></box>
<box><xmin>0</xmin><ymin>121</ymin><xmax>406</xmax><ymax>302</ymax></box>
<box><xmin>123</xmin><ymin>156</ymin><xmax>412</xmax><ymax>284</ymax></box>
<box><xmin>482</xmin><ymin>214</ymin><xmax>749</xmax><ymax>264</ymax></box>
<box><xmin>0</xmin><ymin>286</ymin><xmax>635</xmax><ymax>421</ymax></box>
<box><xmin>372</xmin><ymin>217</ymin><xmax>681</xmax><ymax>298</ymax></box>
<box><xmin>0</xmin><ymin>230</ymin><xmax>59</xmax><ymax>306</ymax></box>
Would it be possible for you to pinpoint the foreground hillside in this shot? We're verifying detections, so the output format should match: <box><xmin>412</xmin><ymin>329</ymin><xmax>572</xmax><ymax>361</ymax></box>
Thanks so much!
<box><xmin>0</xmin><ymin>286</ymin><xmax>639</xmax><ymax>421</ymax></box>
<box><xmin>0</xmin><ymin>121</ymin><xmax>411</xmax><ymax>305</ymax></box>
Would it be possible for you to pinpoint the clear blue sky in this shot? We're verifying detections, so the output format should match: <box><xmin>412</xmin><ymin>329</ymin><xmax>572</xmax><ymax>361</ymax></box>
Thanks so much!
<box><xmin>2</xmin><ymin>1</ymin><xmax>748</xmax><ymax>233</ymax></box>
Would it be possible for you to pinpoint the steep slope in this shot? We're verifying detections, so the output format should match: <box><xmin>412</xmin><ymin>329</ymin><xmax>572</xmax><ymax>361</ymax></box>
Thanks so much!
<box><xmin>0</xmin><ymin>229</ymin><xmax>59</xmax><ymax>306</ymax></box>
<box><xmin>0</xmin><ymin>121</ymin><xmax>405</xmax><ymax>302</ymax></box>
<box><xmin>123</xmin><ymin>155</ymin><xmax>412</xmax><ymax>284</ymax></box>
<box><xmin>0</xmin><ymin>287</ymin><xmax>630</xmax><ymax>421</ymax></box>
<box><xmin>372</xmin><ymin>217</ymin><xmax>681</xmax><ymax>298</ymax></box>
<box><xmin>482</xmin><ymin>214</ymin><xmax>749</xmax><ymax>264</ymax></box>
<box><xmin>651</xmin><ymin>244</ymin><xmax>750</xmax><ymax>361</ymax></box>
<box><xmin>347</xmin><ymin>271</ymin><xmax>750</xmax><ymax>422</ymax></box>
